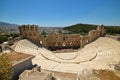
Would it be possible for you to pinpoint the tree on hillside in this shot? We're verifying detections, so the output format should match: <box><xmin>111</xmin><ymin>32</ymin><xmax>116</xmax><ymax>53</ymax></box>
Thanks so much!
<box><xmin>41</xmin><ymin>30</ymin><xmax>47</xmax><ymax>37</ymax></box>
<box><xmin>0</xmin><ymin>35</ymin><xmax>8</xmax><ymax>43</ymax></box>
<box><xmin>0</xmin><ymin>54</ymin><xmax>13</xmax><ymax>80</ymax></box>
<box><xmin>64</xmin><ymin>23</ymin><xmax>120</xmax><ymax>35</ymax></box>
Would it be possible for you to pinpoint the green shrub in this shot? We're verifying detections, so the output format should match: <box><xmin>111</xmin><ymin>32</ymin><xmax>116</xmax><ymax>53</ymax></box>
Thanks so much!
<box><xmin>0</xmin><ymin>35</ymin><xmax>8</xmax><ymax>43</ymax></box>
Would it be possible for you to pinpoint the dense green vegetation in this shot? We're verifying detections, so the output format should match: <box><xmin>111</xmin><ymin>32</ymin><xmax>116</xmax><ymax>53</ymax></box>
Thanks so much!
<box><xmin>41</xmin><ymin>30</ymin><xmax>48</xmax><ymax>37</ymax></box>
<box><xmin>63</xmin><ymin>23</ymin><xmax>120</xmax><ymax>35</ymax></box>
<box><xmin>105</xmin><ymin>26</ymin><xmax>120</xmax><ymax>35</ymax></box>
<box><xmin>64</xmin><ymin>24</ymin><xmax>97</xmax><ymax>35</ymax></box>
<box><xmin>0</xmin><ymin>35</ymin><xmax>8</xmax><ymax>43</ymax></box>
<box><xmin>0</xmin><ymin>33</ymin><xmax>19</xmax><ymax>43</ymax></box>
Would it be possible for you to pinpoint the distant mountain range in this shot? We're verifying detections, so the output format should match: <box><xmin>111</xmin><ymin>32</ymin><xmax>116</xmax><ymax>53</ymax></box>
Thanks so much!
<box><xmin>1</xmin><ymin>21</ymin><xmax>119</xmax><ymax>35</ymax></box>
<box><xmin>0</xmin><ymin>22</ymin><xmax>19</xmax><ymax>27</ymax></box>
<box><xmin>0</xmin><ymin>22</ymin><xmax>19</xmax><ymax>33</ymax></box>
<box><xmin>0</xmin><ymin>22</ymin><xmax>63</xmax><ymax>34</ymax></box>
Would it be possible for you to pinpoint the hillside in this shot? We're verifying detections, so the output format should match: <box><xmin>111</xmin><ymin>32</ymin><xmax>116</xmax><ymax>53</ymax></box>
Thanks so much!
<box><xmin>0</xmin><ymin>22</ymin><xmax>19</xmax><ymax>33</ymax></box>
<box><xmin>63</xmin><ymin>23</ymin><xmax>120</xmax><ymax>35</ymax></box>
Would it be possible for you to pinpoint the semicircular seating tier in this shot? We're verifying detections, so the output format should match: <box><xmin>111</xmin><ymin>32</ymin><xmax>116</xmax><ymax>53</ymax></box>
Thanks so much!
<box><xmin>38</xmin><ymin>44</ymin><xmax>97</xmax><ymax>64</ymax></box>
<box><xmin>14</xmin><ymin>37</ymin><xmax>120</xmax><ymax>73</ymax></box>
<box><xmin>14</xmin><ymin>39</ymin><xmax>39</xmax><ymax>55</ymax></box>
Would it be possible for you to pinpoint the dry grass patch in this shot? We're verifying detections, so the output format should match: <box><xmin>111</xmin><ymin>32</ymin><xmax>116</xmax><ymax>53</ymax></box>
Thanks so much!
<box><xmin>6</xmin><ymin>51</ymin><xmax>32</xmax><ymax>62</ymax></box>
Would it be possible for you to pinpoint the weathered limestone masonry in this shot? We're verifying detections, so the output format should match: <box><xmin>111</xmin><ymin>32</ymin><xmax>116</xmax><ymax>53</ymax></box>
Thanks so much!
<box><xmin>13</xmin><ymin>56</ymin><xmax>35</xmax><ymax>80</ymax></box>
<box><xmin>46</xmin><ymin>34</ymin><xmax>81</xmax><ymax>49</ymax></box>
<box><xmin>19</xmin><ymin>25</ymin><xmax>44</xmax><ymax>43</ymax></box>
<box><xmin>19</xmin><ymin>25</ymin><xmax>106</xmax><ymax>50</ymax></box>
<box><xmin>88</xmin><ymin>25</ymin><xmax>106</xmax><ymax>43</ymax></box>
<box><xmin>46</xmin><ymin>25</ymin><xmax>106</xmax><ymax>49</ymax></box>
<box><xmin>46</xmin><ymin>34</ymin><xmax>80</xmax><ymax>49</ymax></box>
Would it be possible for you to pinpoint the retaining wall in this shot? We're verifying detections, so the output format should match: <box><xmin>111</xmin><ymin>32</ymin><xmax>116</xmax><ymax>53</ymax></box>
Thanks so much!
<box><xmin>12</xmin><ymin>56</ymin><xmax>35</xmax><ymax>80</ymax></box>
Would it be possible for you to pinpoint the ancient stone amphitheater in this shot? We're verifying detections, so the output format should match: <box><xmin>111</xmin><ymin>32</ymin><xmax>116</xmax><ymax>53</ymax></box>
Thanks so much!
<box><xmin>14</xmin><ymin>25</ymin><xmax>120</xmax><ymax>75</ymax></box>
<box><xmin>15</xmin><ymin>37</ymin><xmax>120</xmax><ymax>73</ymax></box>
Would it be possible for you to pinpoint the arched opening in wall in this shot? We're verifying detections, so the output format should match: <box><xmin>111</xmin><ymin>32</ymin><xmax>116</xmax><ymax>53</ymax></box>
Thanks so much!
<box><xmin>72</xmin><ymin>41</ymin><xmax>75</xmax><ymax>49</ymax></box>
<box><xmin>29</xmin><ymin>33</ymin><xmax>32</xmax><ymax>36</ymax></box>
<box><xmin>73</xmin><ymin>41</ymin><xmax>80</xmax><ymax>49</ymax></box>
<box><xmin>25</xmin><ymin>33</ymin><xmax>28</xmax><ymax>36</ymax></box>
<box><xmin>33</xmin><ymin>32</ymin><xmax>37</xmax><ymax>37</ymax></box>
<box><xmin>70</xmin><ymin>42</ymin><xmax>73</xmax><ymax>48</ymax></box>
<box><xmin>55</xmin><ymin>42</ymin><xmax>58</xmax><ymax>49</ymax></box>
<box><xmin>48</xmin><ymin>42</ymin><xmax>51</xmax><ymax>50</ymax></box>
<box><xmin>86</xmin><ymin>39</ymin><xmax>89</xmax><ymax>44</ymax></box>
<box><xmin>21</xmin><ymin>33</ymin><xmax>28</xmax><ymax>39</ymax></box>
<box><xmin>63</xmin><ymin>36</ymin><xmax>65</xmax><ymax>41</ymax></box>
<box><xmin>49</xmin><ymin>42</ymin><xmax>56</xmax><ymax>50</ymax></box>
<box><xmin>66</xmin><ymin>42</ymin><xmax>70</xmax><ymax>48</ymax></box>
<box><xmin>24</xmin><ymin>27</ymin><xmax>27</xmax><ymax>31</ymax></box>
<box><xmin>57</xmin><ymin>42</ymin><xmax>61</xmax><ymax>49</ymax></box>
<box><xmin>28</xmin><ymin>26</ymin><xmax>30</xmax><ymax>30</ymax></box>
<box><xmin>31</xmin><ymin>27</ymin><xmax>34</xmax><ymax>31</ymax></box>
<box><xmin>48</xmin><ymin>42</ymin><xmax>52</xmax><ymax>50</ymax></box>
<box><xmin>35</xmin><ymin>27</ymin><xmax>38</xmax><ymax>31</ymax></box>
<box><xmin>62</xmin><ymin>42</ymin><xmax>66</xmax><ymax>47</ymax></box>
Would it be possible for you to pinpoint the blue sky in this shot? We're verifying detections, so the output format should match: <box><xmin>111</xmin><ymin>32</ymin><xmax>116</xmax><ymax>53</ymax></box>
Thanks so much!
<box><xmin>0</xmin><ymin>0</ymin><xmax>120</xmax><ymax>27</ymax></box>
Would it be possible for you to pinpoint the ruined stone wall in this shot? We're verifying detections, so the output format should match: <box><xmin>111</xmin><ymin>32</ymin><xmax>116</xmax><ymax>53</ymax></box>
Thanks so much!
<box><xmin>88</xmin><ymin>25</ymin><xmax>106</xmax><ymax>43</ymax></box>
<box><xmin>19</xmin><ymin>25</ymin><xmax>106</xmax><ymax>50</ymax></box>
<box><xmin>80</xmin><ymin>36</ymin><xmax>89</xmax><ymax>48</ymax></box>
<box><xmin>19</xmin><ymin>25</ymin><xmax>41</xmax><ymax>43</ymax></box>
<box><xmin>13</xmin><ymin>56</ymin><xmax>34</xmax><ymax>80</ymax></box>
<box><xmin>46</xmin><ymin>34</ymin><xmax>81</xmax><ymax>49</ymax></box>
<box><xmin>46</xmin><ymin>25</ymin><xmax>106</xmax><ymax>50</ymax></box>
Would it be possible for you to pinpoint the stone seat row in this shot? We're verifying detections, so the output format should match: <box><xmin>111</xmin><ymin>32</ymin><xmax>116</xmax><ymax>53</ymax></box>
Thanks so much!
<box><xmin>39</xmin><ymin>45</ymin><xmax>97</xmax><ymax>63</ymax></box>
